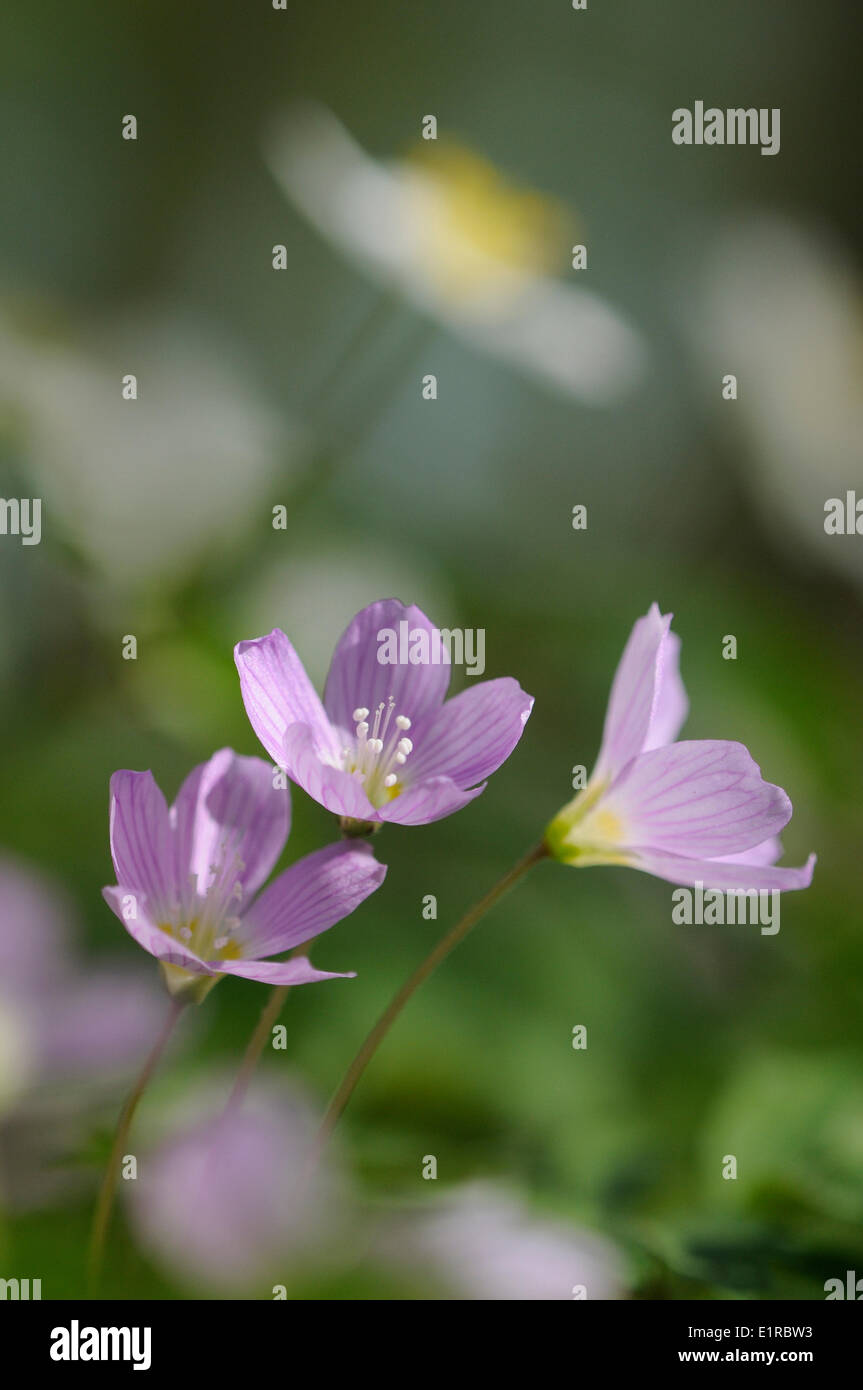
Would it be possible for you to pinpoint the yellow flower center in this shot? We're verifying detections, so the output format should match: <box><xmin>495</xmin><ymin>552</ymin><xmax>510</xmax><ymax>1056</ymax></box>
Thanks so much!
<box><xmin>405</xmin><ymin>143</ymin><xmax>567</xmax><ymax>304</ymax></box>
<box><xmin>544</xmin><ymin>781</ymin><xmax>633</xmax><ymax>867</ymax></box>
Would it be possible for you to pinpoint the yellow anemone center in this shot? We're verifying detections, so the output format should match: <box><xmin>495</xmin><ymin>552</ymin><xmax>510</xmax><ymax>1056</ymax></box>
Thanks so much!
<box><xmin>406</xmin><ymin>143</ymin><xmax>568</xmax><ymax>303</ymax></box>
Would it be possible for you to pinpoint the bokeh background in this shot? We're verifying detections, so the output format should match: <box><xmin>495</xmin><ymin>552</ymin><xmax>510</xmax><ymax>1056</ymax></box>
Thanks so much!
<box><xmin>0</xmin><ymin>0</ymin><xmax>860</xmax><ymax>1299</ymax></box>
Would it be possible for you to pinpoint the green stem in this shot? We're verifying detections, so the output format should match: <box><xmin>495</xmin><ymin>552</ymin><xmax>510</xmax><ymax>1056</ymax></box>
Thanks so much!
<box><xmin>224</xmin><ymin>985</ymin><xmax>291</xmax><ymax>1115</ymax></box>
<box><xmin>87</xmin><ymin>997</ymin><xmax>186</xmax><ymax>1295</ymax></box>
<box><xmin>317</xmin><ymin>840</ymin><xmax>549</xmax><ymax>1147</ymax></box>
<box><xmin>288</xmin><ymin>308</ymin><xmax>435</xmax><ymax>515</ymax></box>
<box><xmin>301</xmin><ymin>290</ymin><xmax>402</xmax><ymax>423</ymax></box>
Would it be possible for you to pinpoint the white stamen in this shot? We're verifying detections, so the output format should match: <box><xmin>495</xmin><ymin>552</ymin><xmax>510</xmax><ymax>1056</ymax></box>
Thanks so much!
<box><xmin>343</xmin><ymin>694</ymin><xmax>415</xmax><ymax>806</ymax></box>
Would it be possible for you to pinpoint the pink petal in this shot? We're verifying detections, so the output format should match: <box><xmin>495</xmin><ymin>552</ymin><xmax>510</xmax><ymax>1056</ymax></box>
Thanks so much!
<box><xmin>713</xmin><ymin>836</ymin><xmax>782</xmax><ymax>867</ymax></box>
<box><xmin>215</xmin><ymin>957</ymin><xmax>355</xmax><ymax>985</ymax></box>
<box><xmin>235</xmin><ymin>630</ymin><xmax>341</xmax><ymax>767</ymax></box>
<box><xmin>405</xmin><ymin>678</ymin><xmax>534</xmax><ymax>788</ymax></box>
<box><xmin>102</xmin><ymin>886</ymin><xmax>214</xmax><ymax>974</ymax></box>
<box><xmin>109</xmin><ymin>771</ymin><xmax>177</xmax><ymax>921</ymax></box>
<box><xmin>608</xmin><ymin>740</ymin><xmax>793</xmax><ymax>858</ymax></box>
<box><xmin>170</xmin><ymin>749</ymin><xmax>289</xmax><ymax>908</ymax></box>
<box><xmin>381</xmin><ymin>775</ymin><xmax>486</xmax><ymax>826</ymax></box>
<box><xmin>241</xmin><ymin>841</ymin><xmax>386</xmax><ymax>958</ymax></box>
<box><xmin>282</xmin><ymin>723</ymin><xmax>377</xmax><ymax>819</ymax></box>
<box><xmin>642</xmin><ymin>630</ymin><xmax>688</xmax><ymax>752</ymax></box>
<box><xmin>323</xmin><ymin>599</ymin><xmax>451</xmax><ymax>737</ymax></box>
<box><xmin>631</xmin><ymin>848</ymin><xmax>816</xmax><ymax>892</ymax></box>
<box><xmin>595</xmin><ymin>604</ymin><xmax>675</xmax><ymax>780</ymax></box>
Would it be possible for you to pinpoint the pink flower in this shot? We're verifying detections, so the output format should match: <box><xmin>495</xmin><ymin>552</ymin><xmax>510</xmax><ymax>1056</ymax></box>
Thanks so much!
<box><xmin>376</xmin><ymin>1183</ymin><xmax>623</xmax><ymax>1300</ymax></box>
<box><xmin>102</xmin><ymin>748</ymin><xmax>385</xmax><ymax>1001</ymax></box>
<box><xmin>235</xmin><ymin>599</ymin><xmax>533</xmax><ymax>828</ymax></box>
<box><xmin>545</xmin><ymin>605</ymin><xmax>815</xmax><ymax>891</ymax></box>
<box><xmin>129</xmin><ymin>1080</ymin><xmax>341</xmax><ymax>1293</ymax></box>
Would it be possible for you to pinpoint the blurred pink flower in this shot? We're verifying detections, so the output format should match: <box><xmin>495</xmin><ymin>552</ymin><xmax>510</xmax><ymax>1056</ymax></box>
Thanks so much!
<box><xmin>0</xmin><ymin>854</ymin><xmax>165</xmax><ymax>1091</ymax></box>
<box><xmin>377</xmin><ymin>1183</ymin><xmax>624</xmax><ymax>1300</ymax></box>
<box><xmin>0</xmin><ymin>854</ymin><xmax>168</xmax><ymax>1208</ymax></box>
<box><xmin>129</xmin><ymin>1081</ymin><xmax>343</xmax><ymax>1293</ymax></box>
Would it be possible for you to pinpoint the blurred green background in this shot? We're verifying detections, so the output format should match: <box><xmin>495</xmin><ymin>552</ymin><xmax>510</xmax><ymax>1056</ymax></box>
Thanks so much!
<box><xmin>0</xmin><ymin>0</ymin><xmax>861</xmax><ymax>1299</ymax></box>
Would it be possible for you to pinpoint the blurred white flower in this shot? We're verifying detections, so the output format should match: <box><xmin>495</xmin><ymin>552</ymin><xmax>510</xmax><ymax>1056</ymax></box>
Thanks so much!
<box><xmin>231</xmin><ymin>537</ymin><xmax>453</xmax><ymax>688</ymax></box>
<box><xmin>264</xmin><ymin>104</ymin><xmax>645</xmax><ymax>403</ymax></box>
<box><xmin>376</xmin><ymin>1182</ymin><xmax>624</xmax><ymax>1300</ymax></box>
<box><xmin>687</xmin><ymin>215</ymin><xmax>863</xmax><ymax>587</ymax></box>
<box><xmin>0</xmin><ymin>306</ymin><xmax>290</xmax><ymax>589</ymax></box>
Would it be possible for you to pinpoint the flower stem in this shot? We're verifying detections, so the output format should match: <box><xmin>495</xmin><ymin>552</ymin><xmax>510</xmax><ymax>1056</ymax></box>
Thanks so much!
<box><xmin>87</xmin><ymin>996</ymin><xmax>186</xmax><ymax>1295</ymax></box>
<box><xmin>316</xmin><ymin>840</ymin><xmax>549</xmax><ymax>1147</ymax></box>
<box><xmin>288</xmin><ymin>307</ymin><xmax>435</xmax><ymax>515</ymax></box>
<box><xmin>301</xmin><ymin>290</ymin><xmax>402</xmax><ymax>423</ymax></box>
<box><xmin>224</xmin><ymin>985</ymin><xmax>291</xmax><ymax>1115</ymax></box>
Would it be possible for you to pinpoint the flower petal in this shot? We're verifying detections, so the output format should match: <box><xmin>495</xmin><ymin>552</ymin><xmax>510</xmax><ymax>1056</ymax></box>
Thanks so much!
<box><xmin>109</xmin><ymin>771</ymin><xmax>177</xmax><ymax>921</ymax></box>
<box><xmin>594</xmin><ymin>604</ymin><xmax>673</xmax><ymax>780</ymax></box>
<box><xmin>235</xmin><ymin>630</ymin><xmax>341</xmax><ymax>767</ymax></box>
<box><xmin>451</xmin><ymin>276</ymin><xmax>645</xmax><ymax>404</ymax></box>
<box><xmin>102</xmin><ymin>886</ymin><xmax>214</xmax><ymax>974</ymax></box>
<box><xmin>642</xmin><ymin>630</ymin><xmax>688</xmax><ymax>752</ymax></box>
<box><xmin>215</xmin><ymin>957</ymin><xmax>355</xmax><ymax>985</ymax></box>
<box><xmin>323</xmin><ymin>599</ymin><xmax>451</xmax><ymax>737</ymax></box>
<box><xmin>241</xmin><ymin>842</ymin><xmax>386</xmax><ymax>958</ymax></box>
<box><xmin>405</xmin><ymin>678</ymin><xmax>533</xmax><ymax>787</ymax></box>
<box><xmin>713</xmin><ymin>836</ymin><xmax>782</xmax><ymax>867</ymax></box>
<box><xmin>282</xmin><ymin>723</ymin><xmax>377</xmax><ymax>819</ymax></box>
<box><xmin>606</xmin><ymin>740</ymin><xmax>793</xmax><ymax>858</ymax></box>
<box><xmin>630</xmin><ymin>848</ymin><xmax>816</xmax><ymax>892</ymax></box>
<box><xmin>170</xmin><ymin>749</ymin><xmax>289</xmax><ymax>907</ymax></box>
<box><xmin>381</xmin><ymin>775</ymin><xmax>486</xmax><ymax>826</ymax></box>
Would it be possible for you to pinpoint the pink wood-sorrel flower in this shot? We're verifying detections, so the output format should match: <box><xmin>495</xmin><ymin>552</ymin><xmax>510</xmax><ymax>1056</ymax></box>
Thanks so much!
<box><xmin>545</xmin><ymin>604</ymin><xmax>815</xmax><ymax>891</ymax></box>
<box><xmin>103</xmin><ymin>748</ymin><xmax>386</xmax><ymax>1003</ymax></box>
<box><xmin>235</xmin><ymin>599</ymin><xmax>533</xmax><ymax>828</ymax></box>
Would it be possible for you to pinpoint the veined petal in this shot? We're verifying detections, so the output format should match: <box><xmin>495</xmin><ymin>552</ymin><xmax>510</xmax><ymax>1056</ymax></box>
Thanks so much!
<box><xmin>642</xmin><ymin>630</ymin><xmax>688</xmax><ymax>752</ymax></box>
<box><xmin>381</xmin><ymin>775</ymin><xmax>485</xmax><ymax>826</ymax></box>
<box><xmin>323</xmin><ymin>599</ymin><xmax>451</xmax><ymax>737</ymax></box>
<box><xmin>102</xmin><ymin>886</ymin><xmax>214</xmax><ymax>974</ymax></box>
<box><xmin>282</xmin><ymin>723</ymin><xmax>378</xmax><ymax>819</ymax></box>
<box><xmin>594</xmin><ymin>604</ymin><xmax>673</xmax><ymax>780</ymax></box>
<box><xmin>629</xmin><ymin>848</ymin><xmax>816</xmax><ymax>892</ymax></box>
<box><xmin>215</xmin><ymin>957</ymin><xmax>355</xmax><ymax>985</ymax></box>
<box><xmin>235</xmin><ymin>630</ymin><xmax>341</xmax><ymax>768</ymax></box>
<box><xmin>405</xmin><ymin>678</ymin><xmax>533</xmax><ymax>787</ymax></box>
<box><xmin>241</xmin><ymin>842</ymin><xmax>386</xmax><ymax>959</ymax></box>
<box><xmin>109</xmin><ymin>771</ymin><xmax>177</xmax><ymax>921</ymax></box>
<box><xmin>170</xmin><ymin>750</ymin><xmax>289</xmax><ymax>909</ymax></box>
<box><xmin>604</xmin><ymin>740</ymin><xmax>793</xmax><ymax>859</ymax></box>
